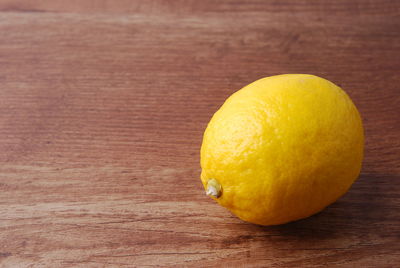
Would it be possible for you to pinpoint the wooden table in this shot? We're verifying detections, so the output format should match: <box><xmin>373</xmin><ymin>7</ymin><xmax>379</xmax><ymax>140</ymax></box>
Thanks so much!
<box><xmin>1</xmin><ymin>1</ymin><xmax>399</xmax><ymax>267</ymax></box>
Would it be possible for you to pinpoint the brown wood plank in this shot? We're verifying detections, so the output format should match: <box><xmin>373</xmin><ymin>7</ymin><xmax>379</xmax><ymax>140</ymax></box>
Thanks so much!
<box><xmin>0</xmin><ymin>1</ymin><xmax>399</xmax><ymax>267</ymax></box>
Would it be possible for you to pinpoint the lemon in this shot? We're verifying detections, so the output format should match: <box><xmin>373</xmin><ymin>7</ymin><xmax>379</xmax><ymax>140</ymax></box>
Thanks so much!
<box><xmin>200</xmin><ymin>74</ymin><xmax>364</xmax><ymax>226</ymax></box>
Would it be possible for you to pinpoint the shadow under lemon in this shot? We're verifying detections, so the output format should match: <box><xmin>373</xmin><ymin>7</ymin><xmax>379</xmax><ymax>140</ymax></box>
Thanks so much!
<box><xmin>219</xmin><ymin>173</ymin><xmax>398</xmax><ymax>248</ymax></box>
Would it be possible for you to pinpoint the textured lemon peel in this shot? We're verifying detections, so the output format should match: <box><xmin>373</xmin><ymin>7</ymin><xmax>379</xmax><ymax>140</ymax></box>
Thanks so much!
<box><xmin>206</xmin><ymin>178</ymin><xmax>222</xmax><ymax>198</ymax></box>
<box><xmin>200</xmin><ymin>74</ymin><xmax>364</xmax><ymax>225</ymax></box>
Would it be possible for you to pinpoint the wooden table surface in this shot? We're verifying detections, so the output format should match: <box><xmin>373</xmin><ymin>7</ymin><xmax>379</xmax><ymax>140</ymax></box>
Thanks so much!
<box><xmin>1</xmin><ymin>1</ymin><xmax>399</xmax><ymax>267</ymax></box>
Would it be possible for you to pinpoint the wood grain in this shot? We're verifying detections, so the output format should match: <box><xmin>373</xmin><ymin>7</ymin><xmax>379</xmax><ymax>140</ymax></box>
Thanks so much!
<box><xmin>0</xmin><ymin>1</ymin><xmax>399</xmax><ymax>267</ymax></box>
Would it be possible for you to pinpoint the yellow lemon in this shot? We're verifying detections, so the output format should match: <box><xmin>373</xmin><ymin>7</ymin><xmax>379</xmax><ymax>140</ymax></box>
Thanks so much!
<box><xmin>200</xmin><ymin>74</ymin><xmax>364</xmax><ymax>225</ymax></box>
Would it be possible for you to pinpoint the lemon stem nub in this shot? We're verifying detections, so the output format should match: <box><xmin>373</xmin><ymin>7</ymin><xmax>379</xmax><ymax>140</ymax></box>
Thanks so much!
<box><xmin>206</xmin><ymin>178</ymin><xmax>222</xmax><ymax>198</ymax></box>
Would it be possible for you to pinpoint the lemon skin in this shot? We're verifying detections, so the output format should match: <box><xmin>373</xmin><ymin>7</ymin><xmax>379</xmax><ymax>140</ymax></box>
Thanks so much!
<box><xmin>200</xmin><ymin>74</ymin><xmax>364</xmax><ymax>226</ymax></box>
